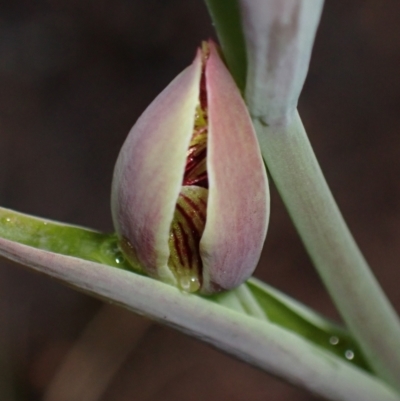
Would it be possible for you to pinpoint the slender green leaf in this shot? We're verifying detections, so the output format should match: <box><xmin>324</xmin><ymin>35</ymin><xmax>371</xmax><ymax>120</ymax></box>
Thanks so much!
<box><xmin>0</xmin><ymin>206</ymin><xmax>370</xmax><ymax>371</ymax></box>
<box><xmin>246</xmin><ymin>278</ymin><xmax>370</xmax><ymax>371</ymax></box>
<box><xmin>0</xmin><ymin>236</ymin><xmax>398</xmax><ymax>401</ymax></box>
<box><xmin>0</xmin><ymin>207</ymin><xmax>132</xmax><ymax>270</ymax></box>
<box><xmin>204</xmin><ymin>0</ymin><xmax>247</xmax><ymax>92</ymax></box>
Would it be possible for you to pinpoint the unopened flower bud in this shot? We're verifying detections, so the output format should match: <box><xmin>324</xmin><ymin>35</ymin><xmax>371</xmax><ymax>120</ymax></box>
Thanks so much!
<box><xmin>111</xmin><ymin>42</ymin><xmax>269</xmax><ymax>294</ymax></box>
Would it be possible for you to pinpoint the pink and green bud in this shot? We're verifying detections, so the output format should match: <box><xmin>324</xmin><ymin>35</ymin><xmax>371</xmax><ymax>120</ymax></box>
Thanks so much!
<box><xmin>111</xmin><ymin>42</ymin><xmax>269</xmax><ymax>294</ymax></box>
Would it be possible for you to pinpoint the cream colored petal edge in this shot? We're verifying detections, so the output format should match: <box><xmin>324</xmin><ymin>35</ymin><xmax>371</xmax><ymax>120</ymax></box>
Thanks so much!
<box><xmin>200</xmin><ymin>43</ymin><xmax>270</xmax><ymax>293</ymax></box>
<box><xmin>111</xmin><ymin>52</ymin><xmax>202</xmax><ymax>283</ymax></box>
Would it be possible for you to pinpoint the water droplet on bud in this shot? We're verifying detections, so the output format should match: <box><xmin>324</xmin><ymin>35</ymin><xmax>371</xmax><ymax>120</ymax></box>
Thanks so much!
<box><xmin>178</xmin><ymin>275</ymin><xmax>201</xmax><ymax>293</ymax></box>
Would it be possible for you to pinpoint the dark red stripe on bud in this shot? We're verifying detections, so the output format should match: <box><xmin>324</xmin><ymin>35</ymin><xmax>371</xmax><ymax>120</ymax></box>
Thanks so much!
<box><xmin>183</xmin><ymin>106</ymin><xmax>208</xmax><ymax>189</ymax></box>
<box><xmin>168</xmin><ymin>186</ymin><xmax>207</xmax><ymax>292</ymax></box>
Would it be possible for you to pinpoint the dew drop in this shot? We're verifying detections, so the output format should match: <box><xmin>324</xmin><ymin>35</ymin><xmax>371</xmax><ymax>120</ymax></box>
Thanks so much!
<box><xmin>98</xmin><ymin>236</ymin><xmax>127</xmax><ymax>267</ymax></box>
<box><xmin>111</xmin><ymin>248</ymin><xmax>125</xmax><ymax>266</ymax></box>
<box><xmin>115</xmin><ymin>254</ymin><xmax>125</xmax><ymax>265</ymax></box>
<box><xmin>5</xmin><ymin>218</ymin><xmax>11</xmax><ymax>222</ymax></box>
<box><xmin>345</xmin><ymin>350</ymin><xmax>354</xmax><ymax>360</ymax></box>
<box><xmin>329</xmin><ymin>336</ymin><xmax>339</xmax><ymax>345</ymax></box>
<box><xmin>178</xmin><ymin>275</ymin><xmax>200</xmax><ymax>293</ymax></box>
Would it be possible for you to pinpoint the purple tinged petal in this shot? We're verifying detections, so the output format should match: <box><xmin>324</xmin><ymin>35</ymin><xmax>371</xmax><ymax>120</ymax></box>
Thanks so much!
<box><xmin>111</xmin><ymin>50</ymin><xmax>202</xmax><ymax>286</ymax></box>
<box><xmin>112</xmin><ymin>42</ymin><xmax>270</xmax><ymax>293</ymax></box>
<box><xmin>200</xmin><ymin>43</ymin><xmax>270</xmax><ymax>294</ymax></box>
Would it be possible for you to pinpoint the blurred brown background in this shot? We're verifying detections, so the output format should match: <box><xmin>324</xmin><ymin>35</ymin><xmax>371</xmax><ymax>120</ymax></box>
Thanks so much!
<box><xmin>0</xmin><ymin>1</ymin><xmax>400</xmax><ymax>400</ymax></box>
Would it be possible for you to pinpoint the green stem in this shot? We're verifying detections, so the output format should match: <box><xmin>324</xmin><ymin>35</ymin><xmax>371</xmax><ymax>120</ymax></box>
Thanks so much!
<box><xmin>215</xmin><ymin>283</ymin><xmax>269</xmax><ymax>320</ymax></box>
<box><xmin>247</xmin><ymin>278</ymin><xmax>370</xmax><ymax>371</ymax></box>
<box><xmin>203</xmin><ymin>0</ymin><xmax>247</xmax><ymax>92</ymax></box>
<box><xmin>253</xmin><ymin>112</ymin><xmax>400</xmax><ymax>390</ymax></box>
<box><xmin>214</xmin><ymin>289</ymin><xmax>247</xmax><ymax>314</ymax></box>
<box><xmin>234</xmin><ymin>283</ymin><xmax>268</xmax><ymax>320</ymax></box>
<box><xmin>0</xmin><ymin>205</ymin><xmax>374</xmax><ymax>371</ymax></box>
<box><xmin>0</xmin><ymin>238</ymin><xmax>399</xmax><ymax>401</ymax></box>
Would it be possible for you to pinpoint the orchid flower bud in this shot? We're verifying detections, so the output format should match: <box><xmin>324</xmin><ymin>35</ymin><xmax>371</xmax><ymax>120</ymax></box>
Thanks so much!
<box><xmin>239</xmin><ymin>0</ymin><xmax>323</xmax><ymax>126</ymax></box>
<box><xmin>111</xmin><ymin>42</ymin><xmax>269</xmax><ymax>294</ymax></box>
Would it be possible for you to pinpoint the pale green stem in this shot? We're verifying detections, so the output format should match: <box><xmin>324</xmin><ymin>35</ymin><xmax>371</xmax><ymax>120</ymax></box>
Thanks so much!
<box><xmin>0</xmin><ymin>205</ymin><xmax>372</xmax><ymax>367</ymax></box>
<box><xmin>235</xmin><ymin>283</ymin><xmax>268</xmax><ymax>320</ymax></box>
<box><xmin>217</xmin><ymin>284</ymin><xmax>268</xmax><ymax>320</ymax></box>
<box><xmin>248</xmin><ymin>277</ymin><xmax>348</xmax><ymax>335</ymax></box>
<box><xmin>0</xmin><ymin>238</ymin><xmax>398</xmax><ymax>401</ymax></box>
<box><xmin>253</xmin><ymin>112</ymin><xmax>400</xmax><ymax>391</ymax></box>
<box><xmin>215</xmin><ymin>290</ymin><xmax>247</xmax><ymax>313</ymax></box>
